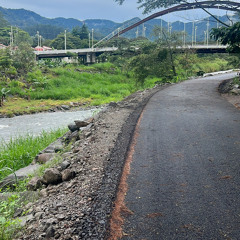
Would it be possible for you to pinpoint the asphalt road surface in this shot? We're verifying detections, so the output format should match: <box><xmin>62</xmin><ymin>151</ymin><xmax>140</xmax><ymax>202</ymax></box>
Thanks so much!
<box><xmin>122</xmin><ymin>73</ymin><xmax>240</xmax><ymax>240</ymax></box>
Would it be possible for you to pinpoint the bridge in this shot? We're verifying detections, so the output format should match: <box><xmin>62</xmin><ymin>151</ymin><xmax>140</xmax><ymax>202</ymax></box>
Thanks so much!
<box><xmin>34</xmin><ymin>0</ymin><xmax>239</xmax><ymax>62</ymax></box>
<box><xmin>98</xmin><ymin>0</ymin><xmax>240</xmax><ymax>42</ymax></box>
<box><xmin>34</xmin><ymin>47</ymin><xmax>118</xmax><ymax>63</ymax></box>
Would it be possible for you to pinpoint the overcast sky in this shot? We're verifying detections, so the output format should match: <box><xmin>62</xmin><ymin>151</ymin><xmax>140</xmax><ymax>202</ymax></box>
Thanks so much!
<box><xmin>0</xmin><ymin>0</ymin><xmax>227</xmax><ymax>23</ymax></box>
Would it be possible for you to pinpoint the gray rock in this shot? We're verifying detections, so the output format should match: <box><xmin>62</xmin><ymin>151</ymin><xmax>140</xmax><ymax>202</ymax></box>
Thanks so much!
<box><xmin>74</xmin><ymin>120</ymin><xmax>89</xmax><ymax>128</ymax></box>
<box><xmin>60</xmin><ymin>161</ymin><xmax>70</xmax><ymax>170</ymax></box>
<box><xmin>233</xmin><ymin>84</ymin><xmax>239</xmax><ymax>89</ymax></box>
<box><xmin>109</xmin><ymin>101</ymin><xmax>118</xmax><ymax>107</ymax></box>
<box><xmin>46</xmin><ymin>226</ymin><xmax>55</xmax><ymax>238</ymax></box>
<box><xmin>84</xmin><ymin>131</ymin><xmax>92</xmax><ymax>138</ymax></box>
<box><xmin>62</xmin><ymin>169</ymin><xmax>76</xmax><ymax>181</ymax></box>
<box><xmin>27</xmin><ymin>177</ymin><xmax>42</xmax><ymax>191</ymax></box>
<box><xmin>68</xmin><ymin>123</ymin><xmax>79</xmax><ymax>132</ymax></box>
<box><xmin>0</xmin><ymin>164</ymin><xmax>41</xmax><ymax>189</ymax></box>
<box><xmin>230</xmin><ymin>88</ymin><xmax>240</xmax><ymax>95</ymax></box>
<box><xmin>36</xmin><ymin>153</ymin><xmax>54</xmax><ymax>164</ymax></box>
<box><xmin>35</xmin><ymin>211</ymin><xmax>44</xmax><ymax>220</ymax></box>
<box><xmin>67</xmin><ymin>130</ymin><xmax>80</xmax><ymax>142</ymax></box>
<box><xmin>56</xmin><ymin>214</ymin><xmax>65</xmax><ymax>220</ymax></box>
<box><xmin>18</xmin><ymin>214</ymin><xmax>34</xmax><ymax>227</ymax></box>
<box><xmin>61</xmin><ymin>105</ymin><xmax>70</xmax><ymax>110</ymax></box>
<box><xmin>40</xmin><ymin>188</ymin><xmax>48</xmax><ymax>197</ymax></box>
<box><xmin>43</xmin><ymin>168</ymin><xmax>62</xmax><ymax>185</ymax></box>
<box><xmin>43</xmin><ymin>146</ymin><xmax>55</xmax><ymax>153</ymax></box>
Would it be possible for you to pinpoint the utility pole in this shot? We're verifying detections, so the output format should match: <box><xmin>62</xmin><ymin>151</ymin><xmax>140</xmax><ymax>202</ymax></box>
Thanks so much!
<box><xmin>64</xmin><ymin>30</ymin><xmax>67</xmax><ymax>51</ymax></box>
<box><xmin>192</xmin><ymin>21</ymin><xmax>195</xmax><ymax>47</ymax></box>
<box><xmin>183</xmin><ymin>22</ymin><xmax>186</xmax><ymax>47</ymax></box>
<box><xmin>204</xmin><ymin>31</ymin><xmax>207</xmax><ymax>45</ymax></box>
<box><xmin>40</xmin><ymin>35</ymin><xmax>42</xmax><ymax>47</ymax></box>
<box><xmin>37</xmin><ymin>31</ymin><xmax>40</xmax><ymax>47</ymax></box>
<box><xmin>142</xmin><ymin>24</ymin><xmax>146</xmax><ymax>38</ymax></box>
<box><xmin>169</xmin><ymin>26</ymin><xmax>172</xmax><ymax>36</ymax></box>
<box><xmin>89</xmin><ymin>33</ymin><xmax>91</xmax><ymax>48</ymax></box>
<box><xmin>92</xmin><ymin>29</ymin><xmax>94</xmax><ymax>49</ymax></box>
<box><xmin>136</xmin><ymin>27</ymin><xmax>139</xmax><ymax>38</ymax></box>
<box><xmin>195</xmin><ymin>26</ymin><xmax>197</xmax><ymax>46</ymax></box>
<box><xmin>206</xmin><ymin>18</ymin><xmax>209</xmax><ymax>47</ymax></box>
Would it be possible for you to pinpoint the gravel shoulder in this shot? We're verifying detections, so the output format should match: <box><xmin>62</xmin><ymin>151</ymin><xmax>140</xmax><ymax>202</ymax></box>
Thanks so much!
<box><xmin>16</xmin><ymin>85</ymin><xmax>167</xmax><ymax>240</ymax></box>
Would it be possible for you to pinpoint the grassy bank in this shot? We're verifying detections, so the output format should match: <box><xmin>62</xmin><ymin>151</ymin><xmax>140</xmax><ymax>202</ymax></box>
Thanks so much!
<box><xmin>0</xmin><ymin>128</ymin><xmax>67</xmax><ymax>181</ymax></box>
<box><xmin>0</xmin><ymin>56</ymin><xmax>232</xmax><ymax>117</ymax></box>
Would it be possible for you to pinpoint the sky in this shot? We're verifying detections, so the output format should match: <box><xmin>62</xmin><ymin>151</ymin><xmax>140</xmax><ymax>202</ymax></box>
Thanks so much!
<box><xmin>0</xmin><ymin>0</ymin><xmax>228</xmax><ymax>23</ymax></box>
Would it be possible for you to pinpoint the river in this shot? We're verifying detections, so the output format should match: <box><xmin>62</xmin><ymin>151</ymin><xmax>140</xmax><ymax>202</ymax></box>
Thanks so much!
<box><xmin>0</xmin><ymin>109</ymin><xmax>99</xmax><ymax>144</ymax></box>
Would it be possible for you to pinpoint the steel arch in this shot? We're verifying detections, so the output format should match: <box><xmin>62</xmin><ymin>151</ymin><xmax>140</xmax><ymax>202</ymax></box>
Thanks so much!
<box><xmin>113</xmin><ymin>1</ymin><xmax>240</xmax><ymax>38</ymax></box>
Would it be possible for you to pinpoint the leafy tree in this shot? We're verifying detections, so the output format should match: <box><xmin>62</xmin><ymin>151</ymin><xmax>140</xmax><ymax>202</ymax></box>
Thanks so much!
<box><xmin>12</xmin><ymin>42</ymin><xmax>36</xmax><ymax>74</ymax></box>
<box><xmin>0</xmin><ymin>48</ymin><xmax>12</xmax><ymax>70</ymax></box>
<box><xmin>79</xmin><ymin>24</ymin><xmax>89</xmax><ymax>40</ymax></box>
<box><xmin>211</xmin><ymin>23</ymin><xmax>240</xmax><ymax>53</ymax></box>
<box><xmin>72</xmin><ymin>24</ymin><xmax>89</xmax><ymax>40</ymax></box>
<box><xmin>0</xmin><ymin>27</ymin><xmax>31</xmax><ymax>46</ymax></box>
<box><xmin>72</xmin><ymin>26</ymin><xmax>82</xmax><ymax>39</ymax></box>
<box><xmin>51</xmin><ymin>32</ymin><xmax>89</xmax><ymax>49</ymax></box>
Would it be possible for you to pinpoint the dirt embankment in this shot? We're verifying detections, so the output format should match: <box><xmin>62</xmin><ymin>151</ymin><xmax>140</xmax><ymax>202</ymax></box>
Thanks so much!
<box><xmin>218</xmin><ymin>78</ymin><xmax>240</xmax><ymax>110</ymax></box>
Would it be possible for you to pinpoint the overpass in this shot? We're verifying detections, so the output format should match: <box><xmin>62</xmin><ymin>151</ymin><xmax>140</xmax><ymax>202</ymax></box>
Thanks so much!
<box><xmin>178</xmin><ymin>44</ymin><xmax>227</xmax><ymax>53</ymax></box>
<box><xmin>34</xmin><ymin>47</ymin><xmax>118</xmax><ymax>63</ymax></box>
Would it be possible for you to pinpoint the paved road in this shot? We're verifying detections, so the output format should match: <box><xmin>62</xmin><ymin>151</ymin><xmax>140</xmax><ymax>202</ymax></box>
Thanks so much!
<box><xmin>122</xmin><ymin>73</ymin><xmax>240</xmax><ymax>240</ymax></box>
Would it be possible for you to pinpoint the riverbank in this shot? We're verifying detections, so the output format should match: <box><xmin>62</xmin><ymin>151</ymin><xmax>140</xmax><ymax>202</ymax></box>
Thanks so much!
<box><xmin>3</xmin><ymin>72</ymin><xmax>239</xmax><ymax>240</ymax></box>
<box><xmin>13</xmin><ymin>83</ymin><xmax>167</xmax><ymax>240</ymax></box>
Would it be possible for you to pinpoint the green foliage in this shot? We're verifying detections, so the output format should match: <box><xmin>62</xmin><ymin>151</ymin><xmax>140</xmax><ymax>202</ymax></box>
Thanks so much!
<box><xmin>12</xmin><ymin>43</ymin><xmax>35</xmax><ymax>74</ymax></box>
<box><xmin>25</xmin><ymin>24</ymin><xmax>64</xmax><ymax>41</ymax></box>
<box><xmin>0</xmin><ymin>193</ymin><xmax>22</xmax><ymax>240</ymax></box>
<box><xmin>0</xmin><ymin>49</ymin><xmax>12</xmax><ymax>70</ymax></box>
<box><xmin>50</xmin><ymin>32</ymin><xmax>89</xmax><ymax>50</ymax></box>
<box><xmin>129</xmin><ymin>47</ymin><xmax>176</xmax><ymax>85</ymax></box>
<box><xmin>0</xmin><ymin>27</ymin><xmax>32</xmax><ymax>46</ymax></box>
<box><xmin>0</xmin><ymin>12</ymin><xmax>9</xmax><ymax>28</ymax></box>
<box><xmin>211</xmin><ymin>23</ymin><xmax>240</xmax><ymax>53</ymax></box>
<box><xmin>0</xmin><ymin>128</ymin><xmax>67</xmax><ymax>181</ymax></box>
<box><xmin>72</xmin><ymin>24</ymin><xmax>89</xmax><ymax>40</ymax></box>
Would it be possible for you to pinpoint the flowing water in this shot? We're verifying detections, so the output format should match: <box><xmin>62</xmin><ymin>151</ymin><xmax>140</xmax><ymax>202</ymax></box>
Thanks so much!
<box><xmin>0</xmin><ymin>108</ymin><xmax>99</xmax><ymax>143</ymax></box>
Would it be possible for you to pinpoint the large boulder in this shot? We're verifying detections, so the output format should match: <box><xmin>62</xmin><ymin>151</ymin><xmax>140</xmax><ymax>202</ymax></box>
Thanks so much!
<box><xmin>36</xmin><ymin>153</ymin><xmax>54</xmax><ymax>164</ymax></box>
<box><xmin>62</xmin><ymin>169</ymin><xmax>76</xmax><ymax>181</ymax></box>
<box><xmin>43</xmin><ymin>168</ymin><xmax>62</xmax><ymax>185</ymax></box>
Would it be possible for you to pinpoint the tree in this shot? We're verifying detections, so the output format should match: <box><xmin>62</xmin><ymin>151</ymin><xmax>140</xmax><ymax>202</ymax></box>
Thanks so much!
<box><xmin>51</xmin><ymin>32</ymin><xmax>89</xmax><ymax>49</ymax></box>
<box><xmin>79</xmin><ymin>24</ymin><xmax>89</xmax><ymax>40</ymax></box>
<box><xmin>72</xmin><ymin>24</ymin><xmax>89</xmax><ymax>40</ymax></box>
<box><xmin>211</xmin><ymin>23</ymin><xmax>240</xmax><ymax>53</ymax></box>
<box><xmin>0</xmin><ymin>27</ymin><xmax>31</xmax><ymax>46</ymax></box>
<box><xmin>12</xmin><ymin>43</ymin><xmax>36</xmax><ymax>74</ymax></box>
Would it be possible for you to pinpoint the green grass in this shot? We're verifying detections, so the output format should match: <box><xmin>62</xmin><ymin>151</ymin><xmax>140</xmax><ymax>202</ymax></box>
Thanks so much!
<box><xmin>0</xmin><ymin>128</ymin><xmax>67</xmax><ymax>181</ymax></box>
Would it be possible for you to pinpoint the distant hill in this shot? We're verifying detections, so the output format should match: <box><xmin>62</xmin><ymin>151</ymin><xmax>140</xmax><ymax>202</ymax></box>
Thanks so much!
<box><xmin>0</xmin><ymin>6</ymin><xmax>238</xmax><ymax>42</ymax></box>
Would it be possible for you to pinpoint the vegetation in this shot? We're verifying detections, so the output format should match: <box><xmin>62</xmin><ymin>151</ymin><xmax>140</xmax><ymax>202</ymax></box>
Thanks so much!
<box><xmin>0</xmin><ymin>128</ymin><xmax>67</xmax><ymax>182</ymax></box>
<box><xmin>211</xmin><ymin>22</ymin><xmax>240</xmax><ymax>53</ymax></box>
